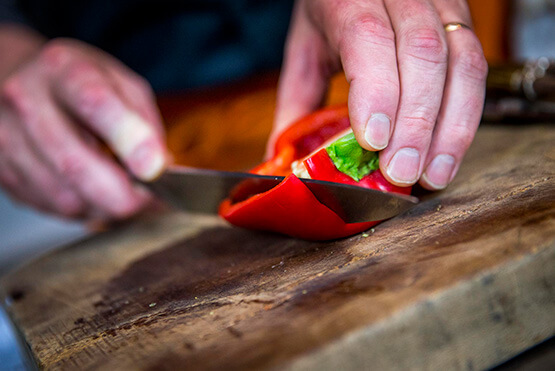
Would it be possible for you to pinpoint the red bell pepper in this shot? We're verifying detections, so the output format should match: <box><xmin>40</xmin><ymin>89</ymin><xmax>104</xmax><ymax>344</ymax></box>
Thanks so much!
<box><xmin>302</xmin><ymin>148</ymin><xmax>409</xmax><ymax>194</ymax></box>
<box><xmin>219</xmin><ymin>104</ymin><xmax>411</xmax><ymax>240</ymax></box>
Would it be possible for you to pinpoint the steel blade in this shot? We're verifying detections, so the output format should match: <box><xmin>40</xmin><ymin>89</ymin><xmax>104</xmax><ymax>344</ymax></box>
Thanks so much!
<box><xmin>145</xmin><ymin>166</ymin><xmax>418</xmax><ymax>223</ymax></box>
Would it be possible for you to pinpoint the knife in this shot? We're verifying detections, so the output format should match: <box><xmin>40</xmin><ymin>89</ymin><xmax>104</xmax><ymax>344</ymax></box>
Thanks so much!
<box><xmin>144</xmin><ymin>165</ymin><xmax>418</xmax><ymax>223</ymax></box>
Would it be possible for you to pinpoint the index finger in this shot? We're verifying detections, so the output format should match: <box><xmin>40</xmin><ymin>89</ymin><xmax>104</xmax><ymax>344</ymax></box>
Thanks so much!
<box><xmin>53</xmin><ymin>60</ymin><xmax>168</xmax><ymax>181</ymax></box>
<box><xmin>318</xmin><ymin>1</ymin><xmax>400</xmax><ymax>152</ymax></box>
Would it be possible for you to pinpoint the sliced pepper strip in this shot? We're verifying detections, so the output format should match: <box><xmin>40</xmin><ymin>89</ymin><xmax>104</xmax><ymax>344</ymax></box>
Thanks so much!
<box><xmin>219</xmin><ymin>104</ymin><xmax>411</xmax><ymax>241</ymax></box>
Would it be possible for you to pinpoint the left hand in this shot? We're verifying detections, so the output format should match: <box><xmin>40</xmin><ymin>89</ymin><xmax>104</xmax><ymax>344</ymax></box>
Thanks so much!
<box><xmin>0</xmin><ymin>38</ymin><xmax>168</xmax><ymax>220</ymax></box>
<box><xmin>271</xmin><ymin>0</ymin><xmax>488</xmax><ymax>190</ymax></box>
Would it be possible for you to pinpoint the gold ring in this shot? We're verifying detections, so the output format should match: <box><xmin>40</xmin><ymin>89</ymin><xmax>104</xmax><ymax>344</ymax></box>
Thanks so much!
<box><xmin>444</xmin><ymin>22</ymin><xmax>472</xmax><ymax>32</ymax></box>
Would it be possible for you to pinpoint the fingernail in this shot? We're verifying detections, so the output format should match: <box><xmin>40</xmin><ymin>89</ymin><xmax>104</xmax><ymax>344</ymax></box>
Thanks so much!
<box><xmin>111</xmin><ymin>112</ymin><xmax>166</xmax><ymax>180</ymax></box>
<box><xmin>422</xmin><ymin>154</ymin><xmax>456</xmax><ymax>190</ymax></box>
<box><xmin>387</xmin><ymin>148</ymin><xmax>420</xmax><ymax>184</ymax></box>
<box><xmin>364</xmin><ymin>113</ymin><xmax>391</xmax><ymax>150</ymax></box>
<box><xmin>112</xmin><ymin>112</ymin><xmax>155</xmax><ymax>158</ymax></box>
<box><xmin>131</xmin><ymin>143</ymin><xmax>166</xmax><ymax>181</ymax></box>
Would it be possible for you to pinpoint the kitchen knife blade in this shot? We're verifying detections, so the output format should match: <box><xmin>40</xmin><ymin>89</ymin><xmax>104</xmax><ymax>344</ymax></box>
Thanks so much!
<box><xmin>145</xmin><ymin>165</ymin><xmax>418</xmax><ymax>223</ymax></box>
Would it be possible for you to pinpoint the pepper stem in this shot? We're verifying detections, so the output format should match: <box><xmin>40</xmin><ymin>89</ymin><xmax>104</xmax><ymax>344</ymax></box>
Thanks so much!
<box><xmin>325</xmin><ymin>132</ymin><xmax>379</xmax><ymax>181</ymax></box>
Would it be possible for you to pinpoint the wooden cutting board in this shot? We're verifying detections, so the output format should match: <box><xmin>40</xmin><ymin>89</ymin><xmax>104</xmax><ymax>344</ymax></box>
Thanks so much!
<box><xmin>1</xmin><ymin>75</ymin><xmax>554</xmax><ymax>370</ymax></box>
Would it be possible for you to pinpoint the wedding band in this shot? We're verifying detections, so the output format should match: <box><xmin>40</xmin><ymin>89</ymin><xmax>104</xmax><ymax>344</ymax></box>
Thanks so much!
<box><xmin>444</xmin><ymin>22</ymin><xmax>471</xmax><ymax>32</ymax></box>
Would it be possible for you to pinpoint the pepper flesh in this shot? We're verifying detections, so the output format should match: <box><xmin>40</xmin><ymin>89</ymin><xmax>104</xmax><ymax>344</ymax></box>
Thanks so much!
<box><xmin>219</xmin><ymin>104</ymin><xmax>411</xmax><ymax>240</ymax></box>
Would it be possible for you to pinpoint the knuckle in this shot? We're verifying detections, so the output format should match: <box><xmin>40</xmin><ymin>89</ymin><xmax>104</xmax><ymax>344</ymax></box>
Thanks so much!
<box><xmin>448</xmin><ymin>121</ymin><xmax>476</xmax><ymax>150</ymax></box>
<box><xmin>400</xmin><ymin>112</ymin><xmax>436</xmax><ymax>134</ymax></box>
<box><xmin>342</xmin><ymin>14</ymin><xmax>395</xmax><ymax>48</ymax></box>
<box><xmin>0</xmin><ymin>165</ymin><xmax>20</xmax><ymax>191</ymax></box>
<box><xmin>56</xmin><ymin>153</ymin><xmax>89</xmax><ymax>186</ymax></box>
<box><xmin>0</xmin><ymin>77</ymin><xmax>36</xmax><ymax>124</ymax></box>
<box><xmin>0</xmin><ymin>174</ymin><xmax>16</xmax><ymax>191</ymax></box>
<box><xmin>74</xmin><ymin>79</ymin><xmax>112</xmax><ymax>117</ymax></box>
<box><xmin>39</xmin><ymin>39</ymin><xmax>74</xmax><ymax>70</ymax></box>
<box><xmin>0</xmin><ymin>76</ymin><xmax>27</xmax><ymax>114</ymax></box>
<box><xmin>366</xmin><ymin>77</ymin><xmax>399</xmax><ymax>97</ymax></box>
<box><xmin>0</xmin><ymin>124</ymin><xmax>8</xmax><ymax>150</ymax></box>
<box><xmin>54</xmin><ymin>189</ymin><xmax>84</xmax><ymax>218</ymax></box>
<box><xmin>0</xmin><ymin>76</ymin><xmax>20</xmax><ymax>102</ymax></box>
<box><xmin>452</xmin><ymin>48</ymin><xmax>488</xmax><ymax>81</ymax></box>
<box><xmin>403</xmin><ymin>27</ymin><xmax>447</xmax><ymax>65</ymax></box>
<box><xmin>65</xmin><ymin>60</ymin><xmax>99</xmax><ymax>82</ymax></box>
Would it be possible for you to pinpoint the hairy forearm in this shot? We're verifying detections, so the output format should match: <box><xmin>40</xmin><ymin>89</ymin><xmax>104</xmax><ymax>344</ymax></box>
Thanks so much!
<box><xmin>0</xmin><ymin>23</ymin><xmax>46</xmax><ymax>82</ymax></box>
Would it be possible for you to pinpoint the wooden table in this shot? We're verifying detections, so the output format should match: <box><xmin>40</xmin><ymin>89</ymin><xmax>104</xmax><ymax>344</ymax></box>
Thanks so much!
<box><xmin>1</xmin><ymin>74</ymin><xmax>554</xmax><ymax>370</ymax></box>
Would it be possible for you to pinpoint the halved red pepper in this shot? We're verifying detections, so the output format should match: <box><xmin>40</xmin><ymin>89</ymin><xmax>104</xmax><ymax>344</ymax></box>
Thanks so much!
<box><xmin>219</xmin><ymin>104</ymin><xmax>411</xmax><ymax>240</ymax></box>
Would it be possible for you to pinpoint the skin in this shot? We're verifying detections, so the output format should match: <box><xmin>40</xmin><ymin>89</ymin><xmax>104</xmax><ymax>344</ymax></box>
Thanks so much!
<box><xmin>0</xmin><ymin>0</ymin><xmax>487</xmax><ymax>221</ymax></box>
<box><xmin>0</xmin><ymin>24</ymin><xmax>169</xmax><ymax>220</ymax></box>
<box><xmin>272</xmin><ymin>0</ymin><xmax>488</xmax><ymax>190</ymax></box>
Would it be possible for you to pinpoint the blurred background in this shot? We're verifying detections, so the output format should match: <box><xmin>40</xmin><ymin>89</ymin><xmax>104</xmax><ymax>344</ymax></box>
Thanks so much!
<box><xmin>0</xmin><ymin>0</ymin><xmax>554</xmax><ymax>276</ymax></box>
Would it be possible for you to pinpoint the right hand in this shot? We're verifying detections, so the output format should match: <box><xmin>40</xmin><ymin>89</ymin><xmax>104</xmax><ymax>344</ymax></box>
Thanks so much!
<box><xmin>0</xmin><ymin>38</ymin><xmax>169</xmax><ymax>220</ymax></box>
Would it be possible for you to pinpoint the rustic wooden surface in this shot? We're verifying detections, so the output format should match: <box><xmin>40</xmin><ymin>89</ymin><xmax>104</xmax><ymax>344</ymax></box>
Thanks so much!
<box><xmin>1</xmin><ymin>74</ymin><xmax>554</xmax><ymax>370</ymax></box>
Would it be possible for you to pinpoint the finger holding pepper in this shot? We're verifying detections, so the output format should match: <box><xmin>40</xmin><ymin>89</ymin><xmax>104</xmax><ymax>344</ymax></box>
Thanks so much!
<box><xmin>273</xmin><ymin>0</ymin><xmax>487</xmax><ymax>191</ymax></box>
<box><xmin>219</xmin><ymin>104</ymin><xmax>412</xmax><ymax>241</ymax></box>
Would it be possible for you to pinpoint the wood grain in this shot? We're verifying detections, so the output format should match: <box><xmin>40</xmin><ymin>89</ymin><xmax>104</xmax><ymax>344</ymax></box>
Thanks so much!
<box><xmin>1</xmin><ymin>80</ymin><xmax>554</xmax><ymax>370</ymax></box>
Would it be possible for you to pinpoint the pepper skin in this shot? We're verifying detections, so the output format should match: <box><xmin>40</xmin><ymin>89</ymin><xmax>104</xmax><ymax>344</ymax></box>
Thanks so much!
<box><xmin>219</xmin><ymin>104</ymin><xmax>411</xmax><ymax>240</ymax></box>
<box><xmin>252</xmin><ymin>104</ymin><xmax>351</xmax><ymax>176</ymax></box>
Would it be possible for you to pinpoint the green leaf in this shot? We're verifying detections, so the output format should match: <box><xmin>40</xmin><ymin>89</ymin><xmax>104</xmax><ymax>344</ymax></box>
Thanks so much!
<box><xmin>325</xmin><ymin>132</ymin><xmax>379</xmax><ymax>181</ymax></box>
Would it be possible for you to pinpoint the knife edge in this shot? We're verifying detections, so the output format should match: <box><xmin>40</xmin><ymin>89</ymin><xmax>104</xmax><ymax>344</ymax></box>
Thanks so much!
<box><xmin>145</xmin><ymin>166</ymin><xmax>418</xmax><ymax>223</ymax></box>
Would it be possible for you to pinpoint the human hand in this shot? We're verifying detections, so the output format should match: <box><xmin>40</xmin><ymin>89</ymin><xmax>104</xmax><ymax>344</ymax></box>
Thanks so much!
<box><xmin>272</xmin><ymin>0</ymin><xmax>488</xmax><ymax>190</ymax></box>
<box><xmin>0</xmin><ymin>38</ymin><xmax>169</xmax><ymax>220</ymax></box>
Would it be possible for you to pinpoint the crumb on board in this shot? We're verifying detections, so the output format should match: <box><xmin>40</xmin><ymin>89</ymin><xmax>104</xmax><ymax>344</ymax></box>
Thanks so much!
<box><xmin>362</xmin><ymin>228</ymin><xmax>376</xmax><ymax>238</ymax></box>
